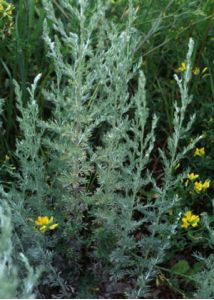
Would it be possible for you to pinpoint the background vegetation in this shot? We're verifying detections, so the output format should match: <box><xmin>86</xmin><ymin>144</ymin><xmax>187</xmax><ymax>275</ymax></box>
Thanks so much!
<box><xmin>0</xmin><ymin>0</ymin><xmax>213</xmax><ymax>298</ymax></box>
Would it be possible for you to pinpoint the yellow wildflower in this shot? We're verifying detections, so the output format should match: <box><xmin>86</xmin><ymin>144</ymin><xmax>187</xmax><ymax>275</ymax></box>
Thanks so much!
<box><xmin>194</xmin><ymin>181</ymin><xmax>203</xmax><ymax>193</ymax></box>
<box><xmin>181</xmin><ymin>211</ymin><xmax>200</xmax><ymax>229</ymax></box>
<box><xmin>202</xmin><ymin>179</ymin><xmax>210</xmax><ymax>190</ymax></box>
<box><xmin>35</xmin><ymin>216</ymin><xmax>53</xmax><ymax>226</ymax></box>
<box><xmin>187</xmin><ymin>172</ymin><xmax>199</xmax><ymax>181</ymax></box>
<box><xmin>176</xmin><ymin>62</ymin><xmax>186</xmax><ymax>72</ymax></box>
<box><xmin>192</xmin><ymin>67</ymin><xmax>200</xmax><ymax>75</ymax></box>
<box><xmin>194</xmin><ymin>180</ymin><xmax>210</xmax><ymax>193</ymax></box>
<box><xmin>194</xmin><ymin>147</ymin><xmax>205</xmax><ymax>157</ymax></box>
<box><xmin>35</xmin><ymin>216</ymin><xmax>58</xmax><ymax>233</ymax></box>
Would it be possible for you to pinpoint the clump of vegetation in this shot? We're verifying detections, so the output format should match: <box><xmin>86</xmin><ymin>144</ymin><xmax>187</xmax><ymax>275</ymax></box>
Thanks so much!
<box><xmin>0</xmin><ymin>0</ymin><xmax>213</xmax><ymax>298</ymax></box>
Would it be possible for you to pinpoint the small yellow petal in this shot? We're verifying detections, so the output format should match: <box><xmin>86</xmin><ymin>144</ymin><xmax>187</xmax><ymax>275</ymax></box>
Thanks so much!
<box><xmin>39</xmin><ymin>225</ymin><xmax>47</xmax><ymax>233</ymax></box>
<box><xmin>202</xmin><ymin>67</ymin><xmax>208</xmax><ymax>74</ymax></box>
<box><xmin>49</xmin><ymin>224</ymin><xmax>58</xmax><ymax>230</ymax></box>
<box><xmin>181</xmin><ymin>221</ymin><xmax>188</xmax><ymax>229</ymax></box>
<box><xmin>35</xmin><ymin>216</ymin><xmax>42</xmax><ymax>225</ymax></box>
<box><xmin>48</xmin><ymin>216</ymin><xmax>54</xmax><ymax>224</ymax></box>
<box><xmin>185</xmin><ymin>211</ymin><xmax>192</xmax><ymax>218</ymax></box>
<box><xmin>202</xmin><ymin>180</ymin><xmax>210</xmax><ymax>190</ymax></box>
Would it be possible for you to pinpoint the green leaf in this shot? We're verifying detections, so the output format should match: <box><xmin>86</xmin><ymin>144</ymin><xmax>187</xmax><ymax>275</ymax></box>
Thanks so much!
<box><xmin>187</xmin><ymin>262</ymin><xmax>204</xmax><ymax>276</ymax></box>
<box><xmin>171</xmin><ymin>260</ymin><xmax>190</xmax><ymax>275</ymax></box>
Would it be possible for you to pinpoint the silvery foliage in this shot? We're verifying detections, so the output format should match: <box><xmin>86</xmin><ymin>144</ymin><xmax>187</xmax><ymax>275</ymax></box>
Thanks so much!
<box><xmin>0</xmin><ymin>197</ymin><xmax>40</xmax><ymax>298</ymax></box>
<box><xmin>8</xmin><ymin>0</ymin><xmax>200</xmax><ymax>297</ymax></box>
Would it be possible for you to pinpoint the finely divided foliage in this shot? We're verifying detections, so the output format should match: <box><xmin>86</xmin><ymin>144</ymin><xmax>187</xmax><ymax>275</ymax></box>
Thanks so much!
<box><xmin>0</xmin><ymin>0</ymin><xmax>212</xmax><ymax>298</ymax></box>
<box><xmin>0</xmin><ymin>198</ymin><xmax>39</xmax><ymax>298</ymax></box>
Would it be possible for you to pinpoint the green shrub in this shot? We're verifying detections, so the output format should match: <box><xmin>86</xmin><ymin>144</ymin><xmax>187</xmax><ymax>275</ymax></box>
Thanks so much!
<box><xmin>0</xmin><ymin>0</ymin><xmax>213</xmax><ymax>298</ymax></box>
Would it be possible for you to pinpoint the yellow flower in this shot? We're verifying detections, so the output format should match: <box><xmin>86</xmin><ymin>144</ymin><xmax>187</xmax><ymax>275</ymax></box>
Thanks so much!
<box><xmin>194</xmin><ymin>147</ymin><xmax>205</xmax><ymax>157</ymax></box>
<box><xmin>202</xmin><ymin>179</ymin><xmax>210</xmax><ymax>190</ymax></box>
<box><xmin>194</xmin><ymin>180</ymin><xmax>210</xmax><ymax>193</ymax></box>
<box><xmin>192</xmin><ymin>67</ymin><xmax>200</xmax><ymax>75</ymax></box>
<box><xmin>181</xmin><ymin>211</ymin><xmax>200</xmax><ymax>229</ymax></box>
<box><xmin>187</xmin><ymin>172</ymin><xmax>199</xmax><ymax>181</ymax></box>
<box><xmin>176</xmin><ymin>62</ymin><xmax>186</xmax><ymax>72</ymax></box>
<box><xmin>194</xmin><ymin>181</ymin><xmax>203</xmax><ymax>193</ymax></box>
<box><xmin>35</xmin><ymin>216</ymin><xmax>53</xmax><ymax>226</ymax></box>
<box><xmin>35</xmin><ymin>216</ymin><xmax>58</xmax><ymax>233</ymax></box>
